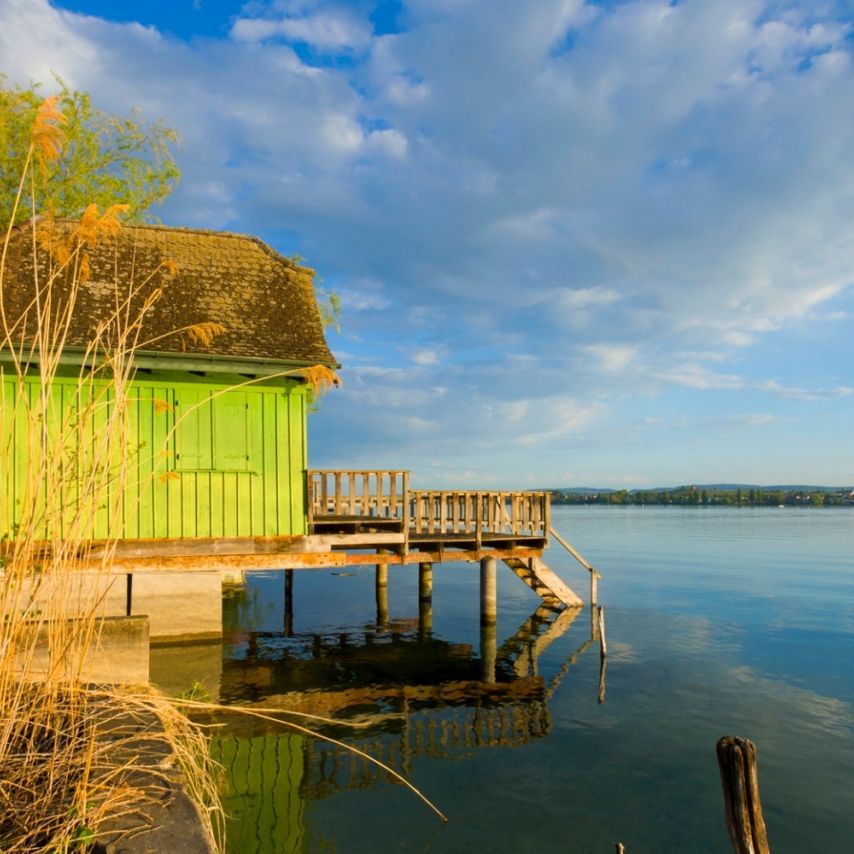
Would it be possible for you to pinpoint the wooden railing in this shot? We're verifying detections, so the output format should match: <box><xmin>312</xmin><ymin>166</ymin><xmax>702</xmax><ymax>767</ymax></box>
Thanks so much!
<box><xmin>307</xmin><ymin>470</ymin><xmax>410</xmax><ymax>526</ymax></box>
<box><xmin>409</xmin><ymin>491</ymin><xmax>550</xmax><ymax>543</ymax></box>
<box><xmin>307</xmin><ymin>471</ymin><xmax>551</xmax><ymax>548</ymax></box>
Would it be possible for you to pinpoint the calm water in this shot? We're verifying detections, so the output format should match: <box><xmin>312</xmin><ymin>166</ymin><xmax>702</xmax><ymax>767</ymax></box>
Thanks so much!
<box><xmin>152</xmin><ymin>507</ymin><xmax>854</xmax><ymax>853</ymax></box>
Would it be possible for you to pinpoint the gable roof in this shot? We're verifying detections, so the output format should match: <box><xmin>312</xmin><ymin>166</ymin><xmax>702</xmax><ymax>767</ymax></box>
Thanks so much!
<box><xmin>1</xmin><ymin>222</ymin><xmax>337</xmax><ymax>369</ymax></box>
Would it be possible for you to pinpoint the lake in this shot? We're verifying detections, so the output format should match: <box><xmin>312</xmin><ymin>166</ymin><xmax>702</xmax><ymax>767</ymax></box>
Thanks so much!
<box><xmin>151</xmin><ymin>506</ymin><xmax>854</xmax><ymax>852</ymax></box>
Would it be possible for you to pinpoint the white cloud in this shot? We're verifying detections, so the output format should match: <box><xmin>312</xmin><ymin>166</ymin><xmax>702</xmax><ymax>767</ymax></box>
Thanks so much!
<box><xmin>585</xmin><ymin>344</ymin><xmax>636</xmax><ymax>372</ymax></box>
<box><xmin>556</xmin><ymin>286</ymin><xmax>621</xmax><ymax>309</ymax></box>
<box><xmin>231</xmin><ymin>8</ymin><xmax>371</xmax><ymax>50</ymax></box>
<box><xmin>758</xmin><ymin>380</ymin><xmax>854</xmax><ymax>401</ymax></box>
<box><xmin>657</xmin><ymin>363</ymin><xmax>745</xmax><ymax>390</ymax></box>
<box><xmin>410</xmin><ymin>348</ymin><xmax>440</xmax><ymax>366</ymax></box>
<box><xmin>4</xmin><ymin>0</ymin><xmax>854</xmax><ymax>484</ymax></box>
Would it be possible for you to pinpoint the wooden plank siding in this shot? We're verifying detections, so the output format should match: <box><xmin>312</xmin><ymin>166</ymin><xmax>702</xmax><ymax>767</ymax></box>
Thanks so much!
<box><xmin>0</xmin><ymin>372</ymin><xmax>309</xmax><ymax>541</ymax></box>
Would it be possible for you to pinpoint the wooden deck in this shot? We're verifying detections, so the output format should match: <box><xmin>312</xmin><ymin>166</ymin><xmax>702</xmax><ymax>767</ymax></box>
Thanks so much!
<box><xmin>60</xmin><ymin>469</ymin><xmax>554</xmax><ymax>571</ymax></box>
<box><xmin>18</xmin><ymin>469</ymin><xmax>598</xmax><ymax>624</ymax></box>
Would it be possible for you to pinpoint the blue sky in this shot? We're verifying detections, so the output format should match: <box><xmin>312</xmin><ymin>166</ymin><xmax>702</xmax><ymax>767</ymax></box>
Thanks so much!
<box><xmin>2</xmin><ymin>0</ymin><xmax>853</xmax><ymax>488</ymax></box>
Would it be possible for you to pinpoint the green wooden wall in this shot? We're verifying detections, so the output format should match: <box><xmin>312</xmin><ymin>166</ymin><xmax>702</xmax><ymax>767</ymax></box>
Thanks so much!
<box><xmin>0</xmin><ymin>371</ymin><xmax>308</xmax><ymax>540</ymax></box>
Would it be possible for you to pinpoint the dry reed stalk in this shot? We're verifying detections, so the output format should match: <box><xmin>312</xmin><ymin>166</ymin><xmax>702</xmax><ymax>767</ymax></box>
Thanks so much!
<box><xmin>0</xmin><ymin>100</ymin><xmax>224</xmax><ymax>852</ymax></box>
<box><xmin>176</xmin><ymin>698</ymin><xmax>449</xmax><ymax>823</ymax></box>
<box><xmin>1</xmin><ymin>94</ymin><xmax>435</xmax><ymax>852</ymax></box>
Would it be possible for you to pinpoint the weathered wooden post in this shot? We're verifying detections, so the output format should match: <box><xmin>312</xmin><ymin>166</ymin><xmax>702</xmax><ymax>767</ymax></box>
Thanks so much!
<box><xmin>284</xmin><ymin>569</ymin><xmax>294</xmax><ymax>636</ymax></box>
<box><xmin>597</xmin><ymin>605</ymin><xmax>607</xmax><ymax>703</ymax></box>
<box><xmin>480</xmin><ymin>556</ymin><xmax>497</xmax><ymax>625</ymax></box>
<box><xmin>376</xmin><ymin>556</ymin><xmax>389</xmax><ymax>626</ymax></box>
<box><xmin>716</xmin><ymin>736</ymin><xmax>771</xmax><ymax>854</ymax></box>
<box><xmin>590</xmin><ymin>569</ymin><xmax>600</xmax><ymax>606</ymax></box>
<box><xmin>418</xmin><ymin>561</ymin><xmax>433</xmax><ymax>639</ymax></box>
<box><xmin>419</xmin><ymin>562</ymin><xmax>433</xmax><ymax>602</ymax></box>
<box><xmin>419</xmin><ymin>597</ymin><xmax>433</xmax><ymax>639</ymax></box>
<box><xmin>597</xmin><ymin>605</ymin><xmax>607</xmax><ymax>657</ymax></box>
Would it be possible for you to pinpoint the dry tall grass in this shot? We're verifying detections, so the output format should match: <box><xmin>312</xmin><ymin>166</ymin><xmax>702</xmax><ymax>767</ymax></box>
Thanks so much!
<box><xmin>0</xmin><ymin>97</ymin><xmax>223</xmax><ymax>852</ymax></box>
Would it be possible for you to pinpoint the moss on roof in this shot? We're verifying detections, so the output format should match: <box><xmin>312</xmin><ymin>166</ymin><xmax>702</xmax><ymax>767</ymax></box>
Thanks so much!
<box><xmin>2</xmin><ymin>221</ymin><xmax>337</xmax><ymax>367</ymax></box>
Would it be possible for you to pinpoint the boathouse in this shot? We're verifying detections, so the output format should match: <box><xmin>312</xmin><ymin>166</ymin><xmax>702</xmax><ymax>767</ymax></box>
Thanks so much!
<box><xmin>1</xmin><ymin>222</ymin><xmax>336</xmax><ymax>542</ymax></box>
<box><xmin>2</xmin><ymin>221</ymin><xmax>596</xmax><ymax>642</ymax></box>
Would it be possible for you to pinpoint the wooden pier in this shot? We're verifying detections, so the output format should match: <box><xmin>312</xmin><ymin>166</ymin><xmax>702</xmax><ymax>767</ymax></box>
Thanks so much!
<box><xmin>85</xmin><ymin>470</ymin><xmax>571</xmax><ymax>578</ymax></box>
<box><xmin>14</xmin><ymin>469</ymin><xmax>599</xmax><ymax>639</ymax></box>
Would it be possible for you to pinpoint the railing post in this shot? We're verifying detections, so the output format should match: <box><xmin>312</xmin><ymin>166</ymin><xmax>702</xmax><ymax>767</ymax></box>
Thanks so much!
<box><xmin>475</xmin><ymin>492</ymin><xmax>482</xmax><ymax>550</ymax></box>
<box><xmin>386</xmin><ymin>471</ymin><xmax>394</xmax><ymax>519</ymax></box>
<box><xmin>544</xmin><ymin>492</ymin><xmax>551</xmax><ymax>540</ymax></box>
<box><xmin>402</xmin><ymin>471</ymin><xmax>411</xmax><ymax>555</ymax></box>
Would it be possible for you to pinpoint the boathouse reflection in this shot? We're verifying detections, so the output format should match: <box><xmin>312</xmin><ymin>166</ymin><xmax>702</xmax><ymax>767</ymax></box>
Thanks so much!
<box><xmin>211</xmin><ymin>588</ymin><xmax>593</xmax><ymax>805</ymax></box>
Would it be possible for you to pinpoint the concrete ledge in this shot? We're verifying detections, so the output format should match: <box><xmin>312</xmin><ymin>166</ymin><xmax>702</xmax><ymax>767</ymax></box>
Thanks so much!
<box><xmin>93</xmin><ymin>709</ymin><xmax>217</xmax><ymax>854</ymax></box>
<box><xmin>20</xmin><ymin>615</ymin><xmax>150</xmax><ymax>685</ymax></box>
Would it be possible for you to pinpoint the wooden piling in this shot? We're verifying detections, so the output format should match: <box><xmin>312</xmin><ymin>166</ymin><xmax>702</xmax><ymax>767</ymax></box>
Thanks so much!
<box><xmin>480</xmin><ymin>556</ymin><xmax>497</xmax><ymax>626</ymax></box>
<box><xmin>716</xmin><ymin>736</ymin><xmax>771</xmax><ymax>854</ymax></box>
<box><xmin>597</xmin><ymin>605</ymin><xmax>607</xmax><ymax>657</ymax></box>
<box><xmin>418</xmin><ymin>597</ymin><xmax>432</xmax><ymax>639</ymax></box>
<box><xmin>418</xmin><ymin>562</ymin><xmax>433</xmax><ymax>602</ymax></box>
<box><xmin>591</xmin><ymin>569</ymin><xmax>600</xmax><ymax>606</ymax></box>
<box><xmin>375</xmin><ymin>561</ymin><xmax>389</xmax><ymax>626</ymax></box>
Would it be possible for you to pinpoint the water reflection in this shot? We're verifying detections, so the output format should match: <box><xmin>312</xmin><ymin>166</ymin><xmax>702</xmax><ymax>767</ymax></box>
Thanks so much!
<box><xmin>184</xmin><ymin>571</ymin><xmax>596</xmax><ymax>853</ymax></box>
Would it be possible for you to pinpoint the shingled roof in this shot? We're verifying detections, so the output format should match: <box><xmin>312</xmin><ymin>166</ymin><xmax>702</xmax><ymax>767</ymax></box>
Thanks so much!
<box><xmin>1</xmin><ymin>222</ymin><xmax>336</xmax><ymax>368</ymax></box>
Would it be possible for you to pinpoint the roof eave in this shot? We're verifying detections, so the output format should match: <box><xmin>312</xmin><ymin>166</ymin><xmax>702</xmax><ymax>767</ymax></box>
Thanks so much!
<box><xmin>1</xmin><ymin>347</ymin><xmax>341</xmax><ymax>377</ymax></box>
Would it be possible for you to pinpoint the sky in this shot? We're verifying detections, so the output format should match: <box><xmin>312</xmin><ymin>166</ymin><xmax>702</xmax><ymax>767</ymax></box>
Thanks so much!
<box><xmin>2</xmin><ymin>0</ymin><xmax>853</xmax><ymax>488</ymax></box>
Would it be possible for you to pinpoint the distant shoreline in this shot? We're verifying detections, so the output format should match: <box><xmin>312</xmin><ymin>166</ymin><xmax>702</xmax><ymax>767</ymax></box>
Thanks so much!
<box><xmin>551</xmin><ymin>486</ymin><xmax>854</xmax><ymax>508</ymax></box>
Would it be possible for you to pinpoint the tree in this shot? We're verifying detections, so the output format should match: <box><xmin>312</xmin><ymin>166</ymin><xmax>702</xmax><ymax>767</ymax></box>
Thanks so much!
<box><xmin>0</xmin><ymin>75</ymin><xmax>179</xmax><ymax>226</ymax></box>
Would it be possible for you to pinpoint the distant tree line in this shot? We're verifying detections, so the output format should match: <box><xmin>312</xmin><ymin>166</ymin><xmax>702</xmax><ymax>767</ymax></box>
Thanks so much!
<box><xmin>551</xmin><ymin>487</ymin><xmax>854</xmax><ymax>507</ymax></box>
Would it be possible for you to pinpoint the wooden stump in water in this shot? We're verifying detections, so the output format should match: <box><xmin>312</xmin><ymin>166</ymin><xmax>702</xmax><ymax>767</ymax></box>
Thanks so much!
<box><xmin>716</xmin><ymin>736</ymin><xmax>771</xmax><ymax>854</ymax></box>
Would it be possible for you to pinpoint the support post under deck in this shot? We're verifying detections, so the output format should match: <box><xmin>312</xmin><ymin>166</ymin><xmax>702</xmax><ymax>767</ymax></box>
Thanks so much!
<box><xmin>375</xmin><ymin>560</ymin><xmax>389</xmax><ymax>626</ymax></box>
<box><xmin>418</xmin><ymin>562</ymin><xmax>433</xmax><ymax>602</ymax></box>
<box><xmin>480</xmin><ymin>556</ymin><xmax>497</xmax><ymax>626</ymax></box>
<box><xmin>419</xmin><ymin>597</ymin><xmax>432</xmax><ymax>639</ymax></box>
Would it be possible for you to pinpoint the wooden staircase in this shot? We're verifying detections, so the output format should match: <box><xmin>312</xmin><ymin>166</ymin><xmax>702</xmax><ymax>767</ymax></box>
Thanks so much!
<box><xmin>503</xmin><ymin>557</ymin><xmax>583</xmax><ymax>608</ymax></box>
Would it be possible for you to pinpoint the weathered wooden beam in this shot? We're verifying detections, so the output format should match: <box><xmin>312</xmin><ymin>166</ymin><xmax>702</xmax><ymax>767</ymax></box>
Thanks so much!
<box><xmin>61</xmin><ymin>535</ymin><xmax>546</xmax><ymax>572</ymax></box>
<box><xmin>591</xmin><ymin>569</ymin><xmax>600</xmax><ymax>606</ymax></box>
<box><xmin>716</xmin><ymin>737</ymin><xmax>771</xmax><ymax>854</ymax></box>
<box><xmin>549</xmin><ymin>527</ymin><xmax>595</xmax><ymax>572</ymax></box>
